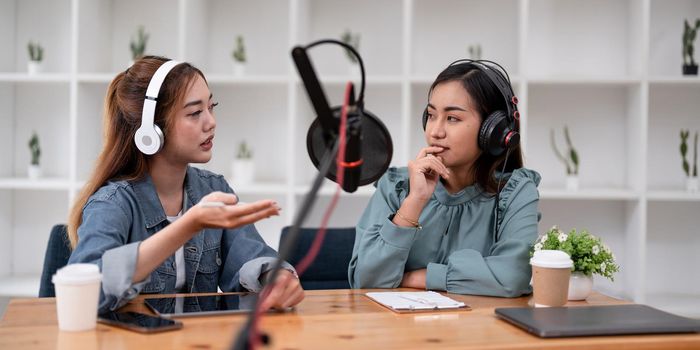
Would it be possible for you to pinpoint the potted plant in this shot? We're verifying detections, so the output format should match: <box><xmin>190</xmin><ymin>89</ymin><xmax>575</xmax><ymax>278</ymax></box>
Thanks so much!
<box><xmin>129</xmin><ymin>26</ymin><xmax>149</xmax><ymax>67</ymax></box>
<box><xmin>683</xmin><ymin>19</ymin><xmax>700</xmax><ymax>75</ymax></box>
<box><xmin>231</xmin><ymin>35</ymin><xmax>247</xmax><ymax>77</ymax></box>
<box><xmin>340</xmin><ymin>29</ymin><xmax>361</xmax><ymax>76</ymax></box>
<box><xmin>550</xmin><ymin>126</ymin><xmax>580</xmax><ymax>190</ymax></box>
<box><xmin>532</xmin><ymin>226</ymin><xmax>619</xmax><ymax>301</ymax></box>
<box><xmin>680</xmin><ymin>129</ymin><xmax>698</xmax><ymax>192</ymax></box>
<box><xmin>27</xmin><ymin>41</ymin><xmax>44</xmax><ymax>75</ymax></box>
<box><xmin>28</xmin><ymin>131</ymin><xmax>41</xmax><ymax>179</ymax></box>
<box><xmin>467</xmin><ymin>44</ymin><xmax>482</xmax><ymax>60</ymax></box>
<box><xmin>231</xmin><ymin>141</ymin><xmax>254</xmax><ymax>185</ymax></box>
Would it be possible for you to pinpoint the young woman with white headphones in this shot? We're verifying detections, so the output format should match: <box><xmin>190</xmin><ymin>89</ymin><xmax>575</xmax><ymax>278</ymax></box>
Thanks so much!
<box><xmin>67</xmin><ymin>56</ymin><xmax>304</xmax><ymax>313</ymax></box>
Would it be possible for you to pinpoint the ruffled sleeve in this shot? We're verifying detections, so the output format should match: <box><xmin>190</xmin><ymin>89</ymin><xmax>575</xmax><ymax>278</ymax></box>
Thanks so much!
<box><xmin>496</xmin><ymin>168</ymin><xmax>541</xmax><ymax>239</ymax></box>
<box><xmin>348</xmin><ymin>167</ymin><xmax>422</xmax><ymax>289</ymax></box>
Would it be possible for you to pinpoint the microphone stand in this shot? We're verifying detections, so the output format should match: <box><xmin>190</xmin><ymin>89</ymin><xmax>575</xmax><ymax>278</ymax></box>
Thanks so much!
<box><xmin>232</xmin><ymin>140</ymin><xmax>340</xmax><ymax>350</ymax></box>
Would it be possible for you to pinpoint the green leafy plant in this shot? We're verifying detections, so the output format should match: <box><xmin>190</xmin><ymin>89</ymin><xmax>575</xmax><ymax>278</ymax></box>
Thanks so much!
<box><xmin>680</xmin><ymin>129</ymin><xmax>698</xmax><ymax>177</ymax></box>
<box><xmin>130</xmin><ymin>26</ymin><xmax>149</xmax><ymax>61</ymax></box>
<box><xmin>28</xmin><ymin>131</ymin><xmax>41</xmax><ymax>166</ymax></box>
<box><xmin>467</xmin><ymin>44</ymin><xmax>482</xmax><ymax>60</ymax></box>
<box><xmin>27</xmin><ymin>41</ymin><xmax>44</xmax><ymax>62</ymax></box>
<box><xmin>340</xmin><ymin>29</ymin><xmax>360</xmax><ymax>64</ymax></box>
<box><xmin>532</xmin><ymin>226</ymin><xmax>619</xmax><ymax>281</ymax></box>
<box><xmin>232</xmin><ymin>35</ymin><xmax>246</xmax><ymax>63</ymax></box>
<box><xmin>237</xmin><ymin>141</ymin><xmax>252</xmax><ymax>159</ymax></box>
<box><xmin>550</xmin><ymin>126</ymin><xmax>579</xmax><ymax>175</ymax></box>
<box><xmin>683</xmin><ymin>19</ymin><xmax>700</xmax><ymax>67</ymax></box>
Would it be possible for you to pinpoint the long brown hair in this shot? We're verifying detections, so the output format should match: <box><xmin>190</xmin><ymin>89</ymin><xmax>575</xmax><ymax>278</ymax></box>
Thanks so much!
<box><xmin>67</xmin><ymin>56</ymin><xmax>205</xmax><ymax>248</ymax></box>
<box><xmin>428</xmin><ymin>63</ymin><xmax>524</xmax><ymax>194</ymax></box>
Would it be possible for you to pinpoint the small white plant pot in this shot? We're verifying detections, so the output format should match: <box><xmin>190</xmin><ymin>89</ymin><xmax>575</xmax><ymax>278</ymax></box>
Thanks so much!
<box><xmin>27</xmin><ymin>164</ymin><xmax>41</xmax><ymax>180</ymax></box>
<box><xmin>687</xmin><ymin>177</ymin><xmax>699</xmax><ymax>193</ymax></box>
<box><xmin>232</xmin><ymin>62</ymin><xmax>246</xmax><ymax>77</ymax></box>
<box><xmin>567</xmin><ymin>271</ymin><xmax>593</xmax><ymax>301</ymax></box>
<box><xmin>231</xmin><ymin>159</ymin><xmax>254</xmax><ymax>186</ymax></box>
<box><xmin>27</xmin><ymin>61</ymin><xmax>42</xmax><ymax>75</ymax></box>
<box><xmin>565</xmin><ymin>175</ymin><xmax>579</xmax><ymax>191</ymax></box>
<box><xmin>348</xmin><ymin>62</ymin><xmax>361</xmax><ymax>77</ymax></box>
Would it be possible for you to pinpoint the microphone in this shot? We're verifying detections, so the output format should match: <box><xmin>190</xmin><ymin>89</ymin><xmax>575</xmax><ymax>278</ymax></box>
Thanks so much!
<box><xmin>292</xmin><ymin>42</ymin><xmax>392</xmax><ymax>193</ymax></box>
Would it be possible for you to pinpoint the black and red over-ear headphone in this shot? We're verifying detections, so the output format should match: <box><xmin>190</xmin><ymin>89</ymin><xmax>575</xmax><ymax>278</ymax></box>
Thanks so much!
<box><xmin>422</xmin><ymin>59</ymin><xmax>520</xmax><ymax>156</ymax></box>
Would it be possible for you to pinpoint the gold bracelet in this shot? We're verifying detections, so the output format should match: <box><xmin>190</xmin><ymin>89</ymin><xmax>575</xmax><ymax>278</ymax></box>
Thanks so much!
<box><xmin>396</xmin><ymin>210</ymin><xmax>422</xmax><ymax>229</ymax></box>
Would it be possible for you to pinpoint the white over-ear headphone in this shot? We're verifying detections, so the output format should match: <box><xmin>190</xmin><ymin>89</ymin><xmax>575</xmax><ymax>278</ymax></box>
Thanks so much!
<box><xmin>134</xmin><ymin>60</ymin><xmax>182</xmax><ymax>155</ymax></box>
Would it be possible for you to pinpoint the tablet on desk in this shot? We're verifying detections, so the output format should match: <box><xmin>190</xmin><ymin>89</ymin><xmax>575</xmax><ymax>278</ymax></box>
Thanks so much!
<box><xmin>145</xmin><ymin>294</ymin><xmax>257</xmax><ymax>318</ymax></box>
<box><xmin>495</xmin><ymin>304</ymin><xmax>700</xmax><ymax>338</ymax></box>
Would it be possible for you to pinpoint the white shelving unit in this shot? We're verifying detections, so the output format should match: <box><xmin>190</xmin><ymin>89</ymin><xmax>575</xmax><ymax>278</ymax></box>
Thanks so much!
<box><xmin>1</xmin><ymin>0</ymin><xmax>698</xmax><ymax>318</ymax></box>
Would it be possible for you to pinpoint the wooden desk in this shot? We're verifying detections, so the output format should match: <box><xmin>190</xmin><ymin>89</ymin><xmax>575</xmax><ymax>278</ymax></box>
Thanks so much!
<box><xmin>1</xmin><ymin>289</ymin><xmax>699</xmax><ymax>349</ymax></box>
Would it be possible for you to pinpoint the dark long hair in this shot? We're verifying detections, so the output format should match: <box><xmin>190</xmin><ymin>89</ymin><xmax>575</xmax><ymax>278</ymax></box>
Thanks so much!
<box><xmin>428</xmin><ymin>62</ymin><xmax>523</xmax><ymax>194</ymax></box>
<box><xmin>67</xmin><ymin>56</ymin><xmax>205</xmax><ymax>248</ymax></box>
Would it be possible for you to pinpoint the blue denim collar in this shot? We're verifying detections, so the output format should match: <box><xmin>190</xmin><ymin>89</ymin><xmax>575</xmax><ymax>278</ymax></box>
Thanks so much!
<box><xmin>131</xmin><ymin>166</ymin><xmax>207</xmax><ymax>229</ymax></box>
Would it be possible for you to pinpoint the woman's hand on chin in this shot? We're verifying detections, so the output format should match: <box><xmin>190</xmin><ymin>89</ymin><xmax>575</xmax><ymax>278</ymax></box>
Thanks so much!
<box><xmin>407</xmin><ymin>146</ymin><xmax>450</xmax><ymax>202</ymax></box>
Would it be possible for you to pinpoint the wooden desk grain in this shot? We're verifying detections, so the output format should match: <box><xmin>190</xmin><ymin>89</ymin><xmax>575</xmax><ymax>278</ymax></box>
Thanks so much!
<box><xmin>1</xmin><ymin>289</ymin><xmax>699</xmax><ymax>350</ymax></box>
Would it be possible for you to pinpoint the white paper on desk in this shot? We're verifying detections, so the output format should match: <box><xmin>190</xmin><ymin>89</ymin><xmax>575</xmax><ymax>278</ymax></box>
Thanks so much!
<box><xmin>365</xmin><ymin>291</ymin><xmax>466</xmax><ymax>310</ymax></box>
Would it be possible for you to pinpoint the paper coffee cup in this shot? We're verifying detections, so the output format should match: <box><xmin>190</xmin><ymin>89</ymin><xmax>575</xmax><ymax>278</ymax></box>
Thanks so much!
<box><xmin>52</xmin><ymin>263</ymin><xmax>102</xmax><ymax>331</ymax></box>
<box><xmin>530</xmin><ymin>250</ymin><xmax>573</xmax><ymax>307</ymax></box>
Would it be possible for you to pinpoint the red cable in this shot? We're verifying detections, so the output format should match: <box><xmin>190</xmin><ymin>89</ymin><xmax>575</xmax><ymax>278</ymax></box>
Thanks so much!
<box><xmin>248</xmin><ymin>81</ymin><xmax>354</xmax><ymax>349</ymax></box>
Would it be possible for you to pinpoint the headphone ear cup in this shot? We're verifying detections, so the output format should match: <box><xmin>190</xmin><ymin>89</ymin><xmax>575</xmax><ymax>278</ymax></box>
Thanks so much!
<box><xmin>478</xmin><ymin>111</ymin><xmax>509</xmax><ymax>156</ymax></box>
<box><xmin>422</xmin><ymin>108</ymin><xmax>428</xmax><ymax>130</ymax></box>
<box><xmin>135</xmin><ymin>124</ymin><xmax>165</xmax><ymax>155</ymax></box>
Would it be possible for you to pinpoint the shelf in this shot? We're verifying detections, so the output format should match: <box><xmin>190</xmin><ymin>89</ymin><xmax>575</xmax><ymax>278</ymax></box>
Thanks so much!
<box><xmin>539</xmin><ymin>188</ymin><xmax>639</xmax><ymax>200</ymax></box>
<box><xmin>77</xmin><ymin>73</ymin><xmax>115</xmax><ymax>83</ymax></box>
<box><xmin>645</xmin><ymin>293</ymin><xmax>700</xmax><ymax>319</ymax></box>
<box><xmin>410</xmin><ymin>75</ymin><xmax>522</xmax><ymax>85</ymax></box>
<box><xmin>0</xmin><ymin>178</ymin><xmax>72</xmax><ymax>190</ymax></box>
<box><xmin>647</xmin><ymin>190</ymin><xmax>700</xmax><ymax>202</ymax></box>
<box><xmin>293</xmin><ymin>75</ymin><xmax>402</xmax><ymax>86</ymax></box>
<box><xmin>294</xmin><ymin>183</ymin><xmax>376</xmax><ymax>197</ymax></box>
<box><xmin>0</xmin><ymin>73</ymin><xmax>71</xmax><ymax>83</ymax></box>
<box><xmin>527</xmin><ymin>76</ymin><xmax>641</xmax><ymax>86</ymax></box>
<box><xmin>648</xmin><ymin>76</ymin><xmax>700</xmax><ymax>85</ymax></box>
<box><xmin>230</xmin><ymin>182</ymin><xmax>288</xmax><ymax>195</ymax></box>
<box><xmin>206</xmin><ymin>74</ymin><xmax>289</xmax><ymax>85</ymax></box>
<box><xmin>0</xmin><ymin>275</ymin><xmax>40</xmax><ymax>297</ymax></box>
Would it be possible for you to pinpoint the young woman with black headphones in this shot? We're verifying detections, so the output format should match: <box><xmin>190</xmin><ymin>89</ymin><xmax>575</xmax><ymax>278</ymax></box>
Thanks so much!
<box><xmin>348</xmin><ymin>60</ymin><xmax>540</xmax><ymax>297</ymax></box>
<box><xmin>67</xmin><ymin>56</ymin><xmax>304</xmax><ymax>313</ymax></box>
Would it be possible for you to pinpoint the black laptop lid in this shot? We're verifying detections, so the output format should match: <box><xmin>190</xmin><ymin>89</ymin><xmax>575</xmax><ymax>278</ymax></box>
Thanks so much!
<box><xmin>495</xmin><ymin>304</ymin><xmax>700</xmax><ymax>338</ymax></box>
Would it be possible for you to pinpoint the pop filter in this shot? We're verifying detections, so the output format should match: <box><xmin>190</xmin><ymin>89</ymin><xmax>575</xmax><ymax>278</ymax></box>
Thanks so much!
<box><xmin>306</xmin><ymin>106</ymin><xmax>392</xmax><ymax>187</ymax></box>
<box><xmin>292</xmin><ymin>40</ymin><xmax>393</xmax><ymax>192</ymax></box>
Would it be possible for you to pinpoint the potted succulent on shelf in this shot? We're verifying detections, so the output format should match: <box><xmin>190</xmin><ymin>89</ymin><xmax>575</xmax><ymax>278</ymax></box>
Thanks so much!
<box><xmin>232</xmin><ymin>35</ymin><xmax>247</xmax><ymax>77</ymax></box>
<box><xmin>532</xmin><ymin>226</ymin><xmax>619</xmax><ymax>301</ymax></box>
<box><xmin>231</xmin><ymin>141</ymin><xmax>254</xmax><ymax>185</ymax></box>
<box><xmin>27</xmin><ymin>41</ymin><xmax>44</xmax><ymax>75</ymax></box>
<box><xmin>683</xmin><ymin>19</ymin><xmax>700</xmax><ymax>75</ymax></box>
<box><xmin>28</xmin><ymin>131</ymin><xmax>41</xmax><ymax>179</ymax></box>
<box><xmin>467</xmin><ymin>44</ymin><xmax>482</xmax><ymax>60</ymax></box>
<box><xmin>129</xmin><ymin>26</ymin><xmax>149</xmax><ymax>67</ymax></box>
<box><xmin>341</xmin><ymin>29</ymin><xmax>361</xmax><ymax>76</ymax></box>
<box><xmin>550</xmin><ymin>126</ymin><xmax>580</xmax><ymax>190</ymax></box>
<box><xmin>680</xmin><ymin>129</ymin><xmax>698</xmax><ymax>192</ymax></box>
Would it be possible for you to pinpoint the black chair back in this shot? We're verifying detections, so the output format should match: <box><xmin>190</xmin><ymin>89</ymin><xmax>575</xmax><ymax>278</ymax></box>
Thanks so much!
<box><xmin>39</xmin><ymin>224</ymin><xmax>71</xmax><ymax>297</ymax></box>
<box><xmin>279</xmin><ymin>227</ymin><xmax>356</xmax><ymax>290</ymax></box>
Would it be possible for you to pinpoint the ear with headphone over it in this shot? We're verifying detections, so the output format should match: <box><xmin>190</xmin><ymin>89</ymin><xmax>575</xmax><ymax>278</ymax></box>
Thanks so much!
<box><xmin>134</xmin><ymin>60</ymin><xmax>182</xmax><ymax>155</ymax></box>
<box><xmin>422</xmin><ymin>59</ymin><xmax>520</xmax><ymax>156</ymax></box>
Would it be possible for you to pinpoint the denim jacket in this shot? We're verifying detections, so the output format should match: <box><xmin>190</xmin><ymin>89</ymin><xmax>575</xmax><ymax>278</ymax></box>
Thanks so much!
<box><xmin>68</xmin><ymin>166</ymin><xmax>293</xmax><ymax>313</ymax></box>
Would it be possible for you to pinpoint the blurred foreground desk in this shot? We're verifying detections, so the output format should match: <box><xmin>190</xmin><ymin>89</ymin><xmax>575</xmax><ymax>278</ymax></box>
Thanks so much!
<box><xmin>1</xmin><ymin>289</ymin><xmax>699</xmax><ymax>349</ymax></box>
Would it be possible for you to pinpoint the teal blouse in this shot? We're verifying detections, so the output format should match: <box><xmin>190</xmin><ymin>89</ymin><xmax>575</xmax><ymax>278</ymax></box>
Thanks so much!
<box><xmin>348</xmin><ymin>167</ymin><xmax>541</xmax><ymax>297</ymax></box>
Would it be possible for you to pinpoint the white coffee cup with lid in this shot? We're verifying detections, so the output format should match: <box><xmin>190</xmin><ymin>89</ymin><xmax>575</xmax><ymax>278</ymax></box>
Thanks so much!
<box><xmin>530</xmin><ymin>250</ymin><xmax>573</xmax><ymax>307</ymax></box>
<box><xmin>52</xmin><ymin>263</ymin><xmax>102</xmax><ymax>331</ymax></box>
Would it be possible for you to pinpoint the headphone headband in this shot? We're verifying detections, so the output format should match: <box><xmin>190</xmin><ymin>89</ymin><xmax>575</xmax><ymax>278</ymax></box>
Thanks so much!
<box><xmin>135</xmin><ymin>59</ymin><xmax>182</xmax><ymax>155</ymax></box>
<box><xmin>446</xmin><ymin>59</ymin><xmax>518</xmax><ymax>125</ymax></box>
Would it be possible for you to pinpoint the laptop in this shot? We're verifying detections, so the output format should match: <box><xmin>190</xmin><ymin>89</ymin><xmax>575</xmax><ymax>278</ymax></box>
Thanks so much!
<box><xmin>495</xmin><ymin>304</ymin><xmax>700</xmax><ymax>338</ymax></box>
